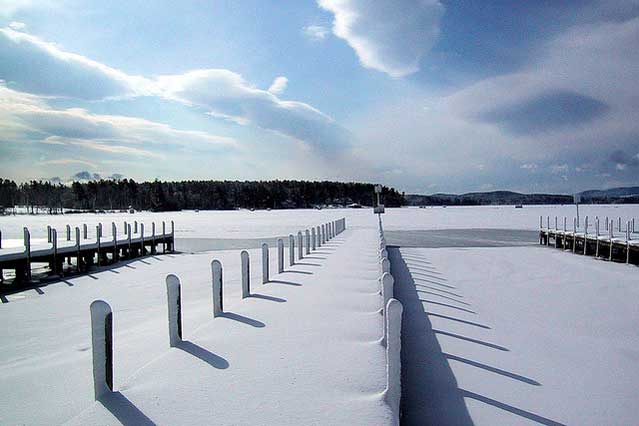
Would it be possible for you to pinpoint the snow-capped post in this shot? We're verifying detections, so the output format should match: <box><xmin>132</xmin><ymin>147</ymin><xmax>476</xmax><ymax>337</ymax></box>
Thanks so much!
<box><xmin>51</xmin><ymin>229</ymin><xmax>58</xmax><ymax>275</ymax></box>
<box><xmin>171</xmin><ymin>220</ymin><xmax>175</xmax><ymax>252</ymax></box>
<box><xmin>162</xmin><ymin>221</ymin><xmax>166</xmax><ymax>254</ymax></box>
<box><xmin>96</xmin><ymin>225</ymin><xmax>101</xmax><ymax>267</ymax></box>
<box><xmin>311</xmin><ymin>227</ymin><xmax>315</xmax><ymax>251</ymax></box>
<box><xmin>127</xmin><ymin>223</ymin><xmax>132</xmax><ymax>258</ymax></box>
<box><xmin>211</xmin><ymin>259</ymin><xmax>223</xmax><ymax>317</ymax></box>
<box><xmin>380</xmin><ymin>257</ymin><xmax>391</xmax><ymax>275</ymax></box>
<box><xmin>596</xmin><ymin>218</ymin><xmax>600</xmax><ymax>257</ymax></box>
<box><xmin>626</xmin><ymin>222</ymin><xmax>631</xmax><ymax>265</ymax></box>
<box><xmin>297</xmin><ymin>231</ymin><xmax>303</xmax><ymax>260</ymax></box>
<box><xmin>583</xmin><ymin>216</ymin><xmax>589</xmax><ymax>255</ymax></box>
<box><xmin>140</xmin><ymin>223</ymin><xmax>145</xmax><ymax>256</ymax></box>
<box><xmin>262</xmin><ymin>243</ymin><xmax>269</xmax><ymax>284</ymax></box>
<box><xmin>381</xmin><ymin>272</ymin><xmax>394</xmax><ymax>318</ymax></box>
<box><xmin>609</xmin><ymin>220</ymin><xmax>614</xmax><ymax>261</ymax></box>
<box><xmin>75</xmin><ymin>227</ymin><xmax>81</xmax><ymax>271</ymax></box>
<box><xmin>151</xmin><ymin>222</ymin><xmax>156</xmax><ymax>254</ymax></box>
<box><xmin>572</xmin><ymin>218</ymin><xmax>577</xmax><ymax>253</ymax></box>
<box><xmin>241</xmin><ymin>250</ymin><xmax>250</xmax><ymax>298</ymax></box>
<box><xmin>380</xmin><ymin>248</ymin><xmax>388</xmax><ymax>259</ymax></box>
<box><xmin>90</xmin><ymin>300</ymin><xmax>113</xmax><ymax>400</ymax></box>
<box><xmin>47</xmin><ymin>225</ymin><xmax>52</xmax><ymax>243</ymax></box>
<box><xmin>83</xmin><ymin>224</ymin><xmax>88</xmax><ymax>240</ymax></box>
<box><xmin>134</xmin><ymin>221</ymin><xmax>138</xmax><ymax>234</ymax></box>
<box><xmin>23</xmin><ymin>227</ymin><xmax>31</xmax><ymax>282</ymax></box>
<box><xmin>112</xmin><ymin>223</ymin><xmax>118</xmax><ymax>262</ymax></box>
<box><xmin>385</xmin><ymin>298</ymin><xmax>403</xmax><ymax>421</ymax></box>
<box><xmin>277</xmin><ymin>238</ymin><xmax>284</xmax><ymax>273</ymax></box>
<box><xmin>66</xmin><ymin>224</ymin><xmax>71</xmax><ymax>241</ymax></box>
<box><xmin>166</xmin><ymin>274</ymin><xmax>182</xmax><ymax>347</ymax></box>
<box><xmin>289</xmin><ymin>234</ymin><xmax>295</xmax><ymax>266</ymax></box>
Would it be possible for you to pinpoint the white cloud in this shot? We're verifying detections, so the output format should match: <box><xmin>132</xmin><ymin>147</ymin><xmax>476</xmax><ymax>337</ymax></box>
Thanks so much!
<box><xmin>158</xmin><ymin>69</ymin><xmax>350</xmax><ymax>150</ymax></box>
<box><xmin>303</xmin><ymin>25</ymin><xmax>330</xmax><ymax>41</ymax></box>
<box><xmin>0</xmin><ymin>85</ymin><xmax>235</xmax><ymax>159</ymax></box>
<box><xmin>0</xmin><ymin>27</ymin><xmax>154</xmax><ymax>99</ymax></box>
<box><xmin>8</xmin><ymin>21</ymin><xmax>26</xmax><ymax>30</ymax></box>
<box><xmin>268</xmin><ymin>76</ymin><xmax>288</xmax><ymax>95</ymax></box>
<box><xmin>0</xmin><ymin>26</ymin><xmax>349</xmax><ymax>151</ymax></box>
<box><xmin>40</xmin><ymin>158</ymin><xmax>98</xmax><ymax>169</ymax></box>
<box><xmin>318</xmin><ymin>0</ymin><xmax>444</xmax><ymax>77</ymax></box>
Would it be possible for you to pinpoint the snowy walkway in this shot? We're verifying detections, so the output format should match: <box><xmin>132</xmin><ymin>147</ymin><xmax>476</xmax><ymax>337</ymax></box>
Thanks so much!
<box><xmin>0</xmin><ymin>227</ymin><xmax>393</xmax><ymax>425</ymax></box>
<box><xmin>390</xmin><ymin>245</ymin><xmax>639</xmax><ymax>426</ymax></box>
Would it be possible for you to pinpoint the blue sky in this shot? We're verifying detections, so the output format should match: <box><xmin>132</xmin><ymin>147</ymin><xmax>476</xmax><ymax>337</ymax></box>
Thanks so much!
<box><xmin>0</xmin><ymin>0</ymin><xmax>638</xmax><ymax>194</ymax></box>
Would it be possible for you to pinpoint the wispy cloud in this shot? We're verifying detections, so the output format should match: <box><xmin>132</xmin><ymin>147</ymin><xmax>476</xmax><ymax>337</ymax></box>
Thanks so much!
<box><xmin>318</xmin><ymin>0</ymin><xmax>444</xmax><ymax>77</ymax></box>
<box><xmin>40</xmin><ymin>158</ymin><xmax>98</xmax><ymax>169</ymax></box>
<box><xmin>268</xmin><ymin>76</ymin><xmax>288</xmax><ymax>95</ymax></box>
<box><xmin>303</xmin><ymin>25</ymin><xmax>330</xmax><ymax>41</ymax></box>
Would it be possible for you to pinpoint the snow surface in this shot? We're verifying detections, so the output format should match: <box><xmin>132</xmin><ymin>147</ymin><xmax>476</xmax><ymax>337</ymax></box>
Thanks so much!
<box><xmin>391</xmin><ymin>245</ymin><xmax>639</xmax><ymax>426</ymax></box>
<box><xmin>0</xmin><ymin>224</ymin><xmax>394</xmax><ymax>425</ymax></box>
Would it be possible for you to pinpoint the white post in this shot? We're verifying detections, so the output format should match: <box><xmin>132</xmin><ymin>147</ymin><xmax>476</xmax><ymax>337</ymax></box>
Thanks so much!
<box><xmin>90</xmin><ymin>300</ymin><xmax>113</xmax><ymax>400</ymax></box>
<box><xmin>241</xmin><ymin>250</ymin><xmax>250</xmax><ymax>298</ymax></box>
<box><xmin>24</xmin><ymin>227</ymin><xmax>31</xmax><ymax>281</ymax></box>
<box><xmin>311</xmin><ymin>228</ymin><xmax>316</xmax><ymax>250</ymax></box>
<box><xmin>596</xmin><ymin>218</ymin><xmax>600</xmax><ymax>257</ymax></box>
<box><xmin>277</xmin><ymin>238</ymin><xmax>284</xmax><ymax>273</ymax></box>
<box><xmin>289</xmin><ymin>234</ymin><xmax>295</xmax><ymax>266</ymax></box>
<box><xmin>381</xmin><ymin>272</ymin><xmax>394</xmax><ymax>320</ymax></box>
<box><xmin>584</xmin><ymin>216</ymin><xmax>588</xmax><ymax>255</ymax></box>
<box><xmin>385</xmin><ymin>298</ymin><xmax>403</xmax><ymax>422</ymax></box>
<box><xmin>626</xmin><ymin>221</ymin><xmax>630</xmax><ymax>265</ymax></box>
<box><xmin>380</xmin><ymin>257</ymin><xmax>391</xmax><ymax>275</ymax></box>
<box><xmin>211</xmin><ymin>259</ymin><xmax>223</xmax><ymax>317</ymax></box>
<box><xmin>262</xmin><ymin>243</ymin><xmax>269</xmax><ymax>284</ymax></box>
<box><xmin>166</xmin><ymin>274</ymin><xmax>182</xmax><ymax>347</ymax></box>
<box><xmin>297</xmin><ymin>231</ymin><xmax>303</xmax><ymax>260</ymax></box>
<box><xmin>305</xmin><ymin>229</ymin><xmax>311</xmax><ymax>255</ymax></box>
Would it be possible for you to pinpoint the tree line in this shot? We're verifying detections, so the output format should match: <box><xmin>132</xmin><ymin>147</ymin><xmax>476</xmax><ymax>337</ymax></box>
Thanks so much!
<box><xmin>0</xmin><ymin>178</ymin><xmax>405</xmax><ymax>214</ymax></box>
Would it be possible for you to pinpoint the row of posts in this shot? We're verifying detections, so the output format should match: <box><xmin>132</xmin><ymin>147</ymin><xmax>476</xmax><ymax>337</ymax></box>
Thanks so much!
<box><xmin>8</xmin><ymin>220</ymin><xmax>175</xmax><ymax>284</ymax></box>
<box><xmin>377</xmin><ymin>215</ymin><xmax>403</xmax><ymax>420</ymax></box>
<box><xmin>540</xmin><ymin>215</ymin><xmax>634</xmax><ymax>264</ymax></box>
<box><xmin>89</xmin><ymin>217</ymin><xmax>347</xmax><ymax>400</ymax></box>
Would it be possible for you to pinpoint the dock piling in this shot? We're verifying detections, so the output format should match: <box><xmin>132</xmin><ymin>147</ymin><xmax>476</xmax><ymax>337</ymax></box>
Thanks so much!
<box><xmin>241</xmin><ymin>250</ymin><xmax>250</xmax><ymax>298</ymax></box>
<box><xmin>166</xmin><ymin>274</ymin><xmax>182</xmax><ymax>347</ymax></box>
<box><xmin>289</xmin><ymin>234</ymin><xmax>295</xmax><ymax>266</ymax></box>
<box><xmin>90</xmin><ymin>300</ymin><xmax>113</xmax><ymax>400</ymax></box>
<box><xmin>277</xmin><ymin>239</ymin><xmax>284</xmax><ymax>273</ymax></box>
<box><xmin>262</xmin><ymin>243</ymin><xmax>269</xmax><ymax>284</ymax></box>
<box><xmin>211</xmin><ymin>259</ymin><xmax>223</xmax><ymax>317</ymax></box>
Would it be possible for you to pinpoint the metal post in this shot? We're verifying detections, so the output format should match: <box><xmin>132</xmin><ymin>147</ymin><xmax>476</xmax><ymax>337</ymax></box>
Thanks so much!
<box><xmin>305</xmin><ymin>229</ymin><xmax>311</xmax><ymax>255</ymax></box>
<box><xmin>311</xmin><ymin>228</ymin><xmax>316</xmax><ymax>250</ymax></box>
<box><xmin>289</xmin><ymin>234</ymin><xmax>295</xmax><ymax>266</ymax></box>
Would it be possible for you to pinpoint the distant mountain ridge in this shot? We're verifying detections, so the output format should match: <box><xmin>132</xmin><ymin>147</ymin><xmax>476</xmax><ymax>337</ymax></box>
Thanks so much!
<box><xmin>405</xmin><ymin>186</ymin><xmax>639</xmax><ymax>206</ymax></box>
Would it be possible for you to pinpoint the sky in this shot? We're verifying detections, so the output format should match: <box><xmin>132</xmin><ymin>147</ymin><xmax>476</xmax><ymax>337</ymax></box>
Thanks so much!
<box><xmin>0</xmin><ymin>0</ymin><xmax>638</xmax><ymax>194</ymax></box>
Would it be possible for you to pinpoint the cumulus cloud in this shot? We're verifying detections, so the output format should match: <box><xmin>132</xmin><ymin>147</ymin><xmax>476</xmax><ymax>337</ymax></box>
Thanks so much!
<box><xmin>318</xmin><ymin>0</ymin><xmax>444</xmax><ymax>77</ymax></box>
<box><xmin>268</xmin><ymin>76</ymin><xmax>288</xmax><ymax>95</ymax></box>
<box><xmin>303</xmin><ymin>25</ymin><xmax>330</xmax><ymax>41</ymax></box>
<box><xmin>158</xmin><ymin>69</ymin><xmax>350</xmax><ymax>151</ymax></box>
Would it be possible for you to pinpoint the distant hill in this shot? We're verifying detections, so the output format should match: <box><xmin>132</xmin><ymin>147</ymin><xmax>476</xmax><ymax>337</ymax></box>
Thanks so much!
<box><xmin>405</xmin><ymin>186</ymin><xmax>639</xmax><ymax>206</ymax></box>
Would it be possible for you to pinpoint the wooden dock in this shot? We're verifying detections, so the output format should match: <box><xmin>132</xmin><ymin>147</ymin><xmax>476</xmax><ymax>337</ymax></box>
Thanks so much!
<box><xmin>538</xmin><ymin>215</ymin><xmax>638</xmax><ymax>265</ymax></box>
<box><xmin>0</xmin><ymin>220</ymin><xmax>175</xmax><ymax>288</ymax></box>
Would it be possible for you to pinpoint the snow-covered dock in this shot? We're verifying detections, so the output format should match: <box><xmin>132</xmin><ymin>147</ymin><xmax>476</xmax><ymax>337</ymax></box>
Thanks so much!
<box><xmin>0</xmin><ymin>221</ymin><xmax>175</xmax><ymax>285</ymax></box>
<box><xmin>0</xmin><ymin>219</ymin><xmax>397</xmax><ymax>425</ymax></box>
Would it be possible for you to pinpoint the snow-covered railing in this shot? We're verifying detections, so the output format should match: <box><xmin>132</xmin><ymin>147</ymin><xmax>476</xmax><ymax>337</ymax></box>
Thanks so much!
<box><xmin>377</xmin><ymin>217</ymin><xmax>403</xmax><ymax>424</ymax></box>
<box><xmin>88</xmin><ymin>217</ymin><xmax>347</xmax><ymax>400</ymax></box>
